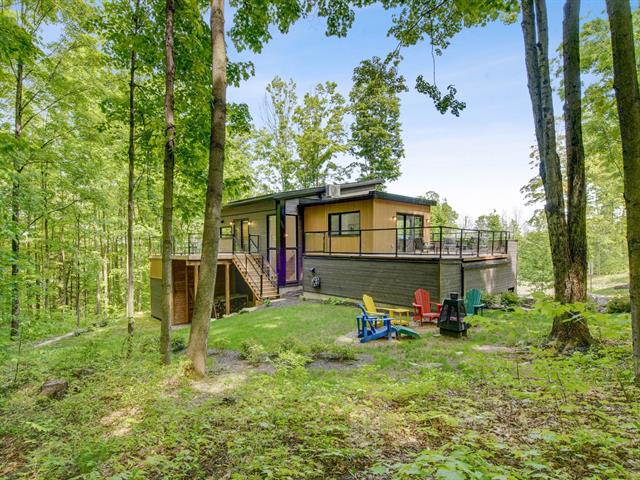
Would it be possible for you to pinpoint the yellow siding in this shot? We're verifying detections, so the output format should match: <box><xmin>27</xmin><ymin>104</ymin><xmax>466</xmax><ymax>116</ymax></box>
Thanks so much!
<box><xmin>303</xmin><ymin>197</ymin><xmax>431</xmax><ymax>254</ymax></box>
<box><xmin>372</xmin><ymin>199</ymin><xmax>431</xmax><ymax>254</ymax></box>
<box><xmin>303</xmin><ymin>199</ymin><xmax>374</xmax><ymax>253</ymax></box>
<box><xmin>149</xmin><ymin>258</ymin><xmax>162</xmax><ymax>279</ymax></box>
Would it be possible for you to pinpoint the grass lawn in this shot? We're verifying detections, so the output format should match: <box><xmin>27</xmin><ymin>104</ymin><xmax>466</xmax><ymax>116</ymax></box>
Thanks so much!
<box><xmin>1</xmin><ymin>302</ymin><xmax>638</xmax><ymax>479</ymax></box>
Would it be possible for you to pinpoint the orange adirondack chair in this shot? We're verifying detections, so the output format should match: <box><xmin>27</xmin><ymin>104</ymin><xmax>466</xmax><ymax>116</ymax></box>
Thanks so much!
<box><xmin>412</xmin><ymin>288</ymin><xmax>441</xmax><ymax>324</ymax></box>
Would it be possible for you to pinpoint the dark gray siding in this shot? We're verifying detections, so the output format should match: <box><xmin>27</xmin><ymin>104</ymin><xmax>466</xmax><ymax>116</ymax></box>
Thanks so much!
<box><xmin>150</xmin><ymin>277</ymin><xmax>162</xmax><ymax>319</ymax></box>
<box><xmin>463</xmin><ymin>259</ymin><xmax>516</xmax><ymax>294</ymax></box>
<box><xmin>302</xmin><ymin>255</ymin><xmax>517</xmax><ymax>306</ymax></box>
<box><xmin>439</xmin><ymin>261</ymin><xmax>462</xmax><ymax>301</ymax></box>
<box><xmin>302</xmin><ymin>255</ymin><xmax>440</xmax><ymax>306</ymax></box>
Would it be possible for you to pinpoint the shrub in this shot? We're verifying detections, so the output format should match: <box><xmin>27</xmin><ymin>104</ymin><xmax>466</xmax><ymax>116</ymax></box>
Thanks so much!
<box><xmin>273</xmin><ymin>350</ymin><xmax>312</xmax><ymax>370</ymax></box>
<box><xmin>325</xmin><ymin>296</ymin><xmax>348</xmax><ymax>306</ymax></box>
<box><xmin>320</xmin><ymin>345</ymin><xmax>356</xmax><ymax>362</ymax></box>
<box><xmin>607</xmin><ymin>295</ymin><xmax>631</xmax><ymax>314</ymax></box>
<box><xmin>480</xmin><ymin>291</ymin><xmax>499</xmax><ymax>308</ymax></box>
<box><xmin>500</xmin><ymin>291</ymin><xmax>521</xmax><ymax>307</ymax></box>
<box><xmin>239</xmin><ymin>340</ymin><xmax>269</xmax><ymax>365</ymax></box>
<box><xmin>171</xmin><ymin>337</ymin><xmax>186</xmax><ymax>352</ymax></box>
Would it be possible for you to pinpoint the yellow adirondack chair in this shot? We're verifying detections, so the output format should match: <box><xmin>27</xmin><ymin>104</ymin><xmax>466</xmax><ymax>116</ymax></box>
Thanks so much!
<box><xmin>362</xmin><ymin>294</ymin><xmax>410</xmax><ymax>326</ymax></box>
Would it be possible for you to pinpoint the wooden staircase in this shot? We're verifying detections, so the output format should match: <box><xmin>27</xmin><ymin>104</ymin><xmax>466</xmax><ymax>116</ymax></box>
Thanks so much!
<box><xmin>232</xmin><ymin>252</ymin><xmax>279</xmax><ymax>302</ymax></box>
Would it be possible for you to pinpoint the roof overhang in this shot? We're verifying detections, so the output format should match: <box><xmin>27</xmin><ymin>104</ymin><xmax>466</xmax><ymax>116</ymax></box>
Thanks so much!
<box><xmin>299</xmin><ymin>191</ymin><xmax>437</xmax><ymax>207</ymax></box>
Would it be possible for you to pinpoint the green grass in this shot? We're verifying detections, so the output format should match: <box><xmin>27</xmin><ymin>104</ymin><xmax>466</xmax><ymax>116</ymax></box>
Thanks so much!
<box><xmin>591</xmin><ymin>272</ymin><xmax>630</xmax><ymax>296</ymax></box>
<box><xmin>204</xmin><ymin>302</ymin><xmax>355</xmax><ymax>350</ymax></box>
<box><xmin>1</xmin><ymin>303</ymin><xmax>638</xmax><ymax>479</ymax></box>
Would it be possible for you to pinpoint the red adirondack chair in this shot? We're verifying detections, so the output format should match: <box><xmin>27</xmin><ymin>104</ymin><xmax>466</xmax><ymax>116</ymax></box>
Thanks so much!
<box><xmin>412</xmin><ymin>288</ymin><xmax>441</xmax><ymax>324</ymax></box>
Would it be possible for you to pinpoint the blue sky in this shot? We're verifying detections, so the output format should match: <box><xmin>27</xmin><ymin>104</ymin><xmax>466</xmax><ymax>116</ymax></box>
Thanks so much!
<box><xmin>227</xmin><ymin>1</ymin><xmax>609</xmax><ymax>223</ymax></box>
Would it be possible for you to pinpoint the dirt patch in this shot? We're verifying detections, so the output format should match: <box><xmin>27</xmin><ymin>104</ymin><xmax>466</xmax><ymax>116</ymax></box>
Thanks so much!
<box><xmin>100</xmin><ymin>407</ymin><xmax>140</xmax><ymax>438</ymax></box>
<box><xmin>307</xmin><ymin>353</ymin><xmax>374</xmax><ymax>371</ymax></box>
<box><xmin>473</xmin><ymin>344</ymin><xmax>518</xmax><ymax>354</ymax></box>
<box><xmin>336</xmin><ymin>324</ymin><xmax>435</xmax><ymax>346</ymax></box>
<box><xmin>0</xmin><ymin>436</ymin><xmax>27</xmax><ymax>477</ymax></box>
<box><xmin>191</xmin><ymin>372</ymin><xmax>248</xmax><ymax>396</ymax></box>
<box><xmin>207</xmin><ymin>349</ymin><xmax>276</xmax><ymax>375</ymax></box>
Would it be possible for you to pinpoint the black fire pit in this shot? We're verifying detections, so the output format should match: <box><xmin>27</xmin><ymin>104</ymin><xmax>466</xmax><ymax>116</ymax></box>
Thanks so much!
<box><xmin>438</xmin><ymin>292</ymin><xmax>469</xmax><ymax>337</ymax></box>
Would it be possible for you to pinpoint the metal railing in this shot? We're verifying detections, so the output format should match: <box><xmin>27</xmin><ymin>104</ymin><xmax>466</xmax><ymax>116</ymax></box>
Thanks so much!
<box><xmin>228</xmin><ymin>235</ymin><xmax>278</xmax><ymax>297</ymax></box>
<box><xmin>151</xmin><ymin>233</ymin><xmax>278</xmax><ymax>296</ymax></box>
<box><xmin>303</xmin><ymin>226</ymin><xmax>510</xmax><ymax>258</ymax></box>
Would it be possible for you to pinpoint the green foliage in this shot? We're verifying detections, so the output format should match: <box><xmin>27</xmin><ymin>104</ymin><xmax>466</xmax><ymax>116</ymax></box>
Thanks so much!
<box><xmin>239</xmin><ymin>339</ymin><xmax>269</xmax><ymax>365</ymax></box>
<box><xmin>350</xmin><ymin>55</ymin><xmax>407</xmax><ymax>181</ymax></box>
<box><xmin>1</xmin><ymin>304</ymin><xmax>639</xmax><ymax>478</ymax></box>
<box><xmin>415</xmin><ymin>78</ymin><xmax>466</xmax><ymax>116</ymax></box>
<box><xmin>293</xmin><ymin>81</ymin><xmax>349</xmax><ymax>188</ymax></box>
<box><xmin>607</xmin><ymin>295</ymin><xmax>631</xmax><ymax>314</ymax></box>
<box><xmin>325</xmin><ymin>296</ymin><xmax>348</xmax><ymax>305</ymax></box>
<box><xmin>475</xmin><ymin>209</ymin><xmax>505</xmax><ymax>231</ymax></box>
<box><xmin>421</xmin><ymin>191</ymin><xmax>459</xmax><ymax>226</ymax></box>
<box><xmin>518</xmin><ymin>221</ymin><xmax>554</xmax><ymax>291</ymax></box>
<box><xmin>500</xmin><ymin>291</ymin><xmax>520</xmax><ymax>307</ymax></box>
<box><xmin>480</xmin><ymin>291</ymin><xmax>499</xmax><ymax>308</ymax></box>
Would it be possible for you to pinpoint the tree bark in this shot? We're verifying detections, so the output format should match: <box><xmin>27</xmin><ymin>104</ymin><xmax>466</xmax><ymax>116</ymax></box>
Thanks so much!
<box><xmin>126</xmin><ymin>1</ymin><xmax>140</xmax><ymax>343</ymax></box>
<box><xmin>186</xmin><ymin>0</ymin><xmax>227</xmax><ymax>377</ymax></box>
<box><xmin>160</xmin><ymin>0</ymin><xmax>176</xmax><ymax>365</ymax></box>
<box><xmin>10</xmin><ymin>60</ymin><xmax>23</xmax><ymax>340</ymax></box>
<box><xmin>605</xmin><ymin>0</ymin><xmax>640</xmax><ymax>382</ymax></box>
<box><xmin>521</xmin><ymin>0</ymin><xmax>592</xmax><ymax>347</ymax></box>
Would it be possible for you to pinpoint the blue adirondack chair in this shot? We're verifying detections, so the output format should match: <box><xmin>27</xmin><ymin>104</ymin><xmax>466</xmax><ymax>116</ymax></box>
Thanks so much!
<box><xmin>464</xmin><ymin>288</ymin><xmax>485</xmax><ymax>316</ymax></box>
<box><xmin>356</xmin><ymin>304</ymin><xmax>394</xmax><ymax>343</ymax></box>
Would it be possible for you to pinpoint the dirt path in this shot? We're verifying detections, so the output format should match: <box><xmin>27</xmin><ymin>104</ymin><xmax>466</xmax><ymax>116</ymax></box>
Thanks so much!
<box><xmin>34</xmin><ymin>329</ymin><xmax>87</xmax><ymax>348</ymax></box>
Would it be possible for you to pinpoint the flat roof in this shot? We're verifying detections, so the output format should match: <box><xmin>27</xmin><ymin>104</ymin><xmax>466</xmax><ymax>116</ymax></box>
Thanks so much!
<box><xmin>299</xmin><ymin>190</ymin><xmax>437</xmax><ymax>207</ymax></box>
<box><xmin>223</xmin><ymin>178</ymin><xmax>385</xmax><ymax>208</ymax></box>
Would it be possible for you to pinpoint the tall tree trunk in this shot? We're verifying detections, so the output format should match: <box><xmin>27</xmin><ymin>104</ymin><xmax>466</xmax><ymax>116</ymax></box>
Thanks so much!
<box><xmin>186</xmin><ymin>0</ymin><xmax>227</xmax><ymax>377</ymax></box>
<box><xmin>160</xmin><ymin>0</ymin><xmax>176</xmax><ymax>365</ymax></box>
<box><xmin>10</xmin><ymin>61</ymin><xmax>23</xmax><ymax>340</ymax></box>
<box><xmin>126</xmin><ymin>2</ymin><xmax>140</xmax><ymax>343</ymax></box>
<box><xmin>605</xmin><ymin>0</ymin><xmax>640</xmax><ymax>382</ymax></box>
<box><xmin>521</xmin><ymin>0</ymin><xmax>591</xmax><ymax>347</ymax></box>
<box><xmin>75</xmin><ymin>214</ymin><xmax>81</xmax><ymax>330</ymax></box>
<box><xmin>550</xmin><ymin>0</ymin><xmax>592</xmax><ymax>342</ymax></box>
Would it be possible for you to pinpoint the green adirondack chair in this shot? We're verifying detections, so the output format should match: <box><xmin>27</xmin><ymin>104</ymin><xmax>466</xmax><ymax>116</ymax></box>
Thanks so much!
<box><xmin>464</xmin><ymin>288</ymin><xmax>485</xmax><ymax>316</ymax></box>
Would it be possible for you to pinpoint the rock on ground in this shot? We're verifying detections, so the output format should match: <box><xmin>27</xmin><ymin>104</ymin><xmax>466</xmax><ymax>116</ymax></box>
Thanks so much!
<box><xmin>38</xmin><ymin>380</ymin><xmax>68</xmax><ymax>399</ymax></box>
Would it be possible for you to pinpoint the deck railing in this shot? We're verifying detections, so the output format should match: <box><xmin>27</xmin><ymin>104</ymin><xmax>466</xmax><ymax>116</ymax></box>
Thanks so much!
<box><xmin>303</xmin><ymin>226</ymin><xmax>510</xmax><ymax>258</ymax></box>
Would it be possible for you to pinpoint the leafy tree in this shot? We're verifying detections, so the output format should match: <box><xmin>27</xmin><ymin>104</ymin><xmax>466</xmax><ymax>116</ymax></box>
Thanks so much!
<box><xmin>293</xmin><ymin>81</ymin><xmax>349</xmax><ymax>188</ymax></box>
<box><xmin>350</xmin><ymin>55</ymin><xmax>407</xmax><ymax>182</ymax></box>
<box><xmin>421</xmin><ymin>191</ymin><xmax>459</xmax><ymax>226</ymax></box>
<box><xmin>475</xmin><ymin>210</ymin><xmax>505</xmax><ymax>231</ymax></box>
<box><xmin>255</xmin><ymin>77</ymin><xmax>298</xmax><ymax>191</ymax></box>
<box><xmin>520</xmin><ymin>0</ymin><xmax>592</xmax><ymax>347</ymax></box>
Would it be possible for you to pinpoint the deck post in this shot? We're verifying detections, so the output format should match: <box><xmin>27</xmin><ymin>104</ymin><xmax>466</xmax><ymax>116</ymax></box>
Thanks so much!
<box><xmin>476</xmin><ymin>230</ymin><xmax>481</xmax><ymax>256</ymax></box>
<box><xmin>359</xmin><ymin>229</ymin><xmax>362</xmax><ymax>255</ymax></box>
<box><xmin>439</xmin><ymin>226</ymin><xmax>443</xmax><ymax>258</ymax></box>
<box><xmin>459</xmin><ymin>229</ymin><xmax>464</xmax><ymax>259</ymax></box>
<box><xmin>225</xmin><ymin>262</ymin><xmax>231</xmax><ymax>315</ymax></box>
<box><xmin>491</xmin><ymin>231</ymin><xmax>495</xmax><ymax>255</ymax></box>
<box><xmin>395</xmin><ymin>227</ymin><xmax>398</xmax><ymax>257</ymax></box>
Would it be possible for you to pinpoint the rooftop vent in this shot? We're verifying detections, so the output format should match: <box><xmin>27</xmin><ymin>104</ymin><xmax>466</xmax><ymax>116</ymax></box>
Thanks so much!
<box><xmin>326</xmin><ymin>184</ymin><xmax>341</xmax><ymax>198</ymax></box>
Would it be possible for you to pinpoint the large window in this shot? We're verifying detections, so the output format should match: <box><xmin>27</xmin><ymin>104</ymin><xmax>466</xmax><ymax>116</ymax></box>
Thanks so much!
<box><xmin>329</xmin><ymin>211</ymin><xmax>360</xmax><ymax>236</ymax></box>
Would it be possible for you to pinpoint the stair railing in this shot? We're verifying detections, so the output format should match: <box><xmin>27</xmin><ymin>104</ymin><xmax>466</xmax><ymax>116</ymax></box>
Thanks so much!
<box><xmin>230</xmin><ymin>235</ymin><xmax>278</xmax><ymax>297</ymax></box>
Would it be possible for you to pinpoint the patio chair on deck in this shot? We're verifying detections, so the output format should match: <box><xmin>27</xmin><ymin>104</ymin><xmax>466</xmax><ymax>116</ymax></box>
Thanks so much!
<box><xmin>412</xmin><ymin>288</ymin><xmax>441</xmax><ymax>324</ymax></box>
<box><xmin>414</xmin><ymin>237</ymin><xmax>426</xmax><ymax>254</ymax></box>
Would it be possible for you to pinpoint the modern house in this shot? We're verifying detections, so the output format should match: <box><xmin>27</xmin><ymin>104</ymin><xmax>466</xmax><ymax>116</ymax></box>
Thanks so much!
<box><xmin>149</xmin><ymin>179</ymin><xmax>517</xmax><ymax>324</ymax></box>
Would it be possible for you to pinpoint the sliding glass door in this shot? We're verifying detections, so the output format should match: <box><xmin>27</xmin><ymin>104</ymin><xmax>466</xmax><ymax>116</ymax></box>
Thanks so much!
<box><xmin>396</xmin><ymin>214</ymin><xmax>424</xmax><ymax>253</ymax></box>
